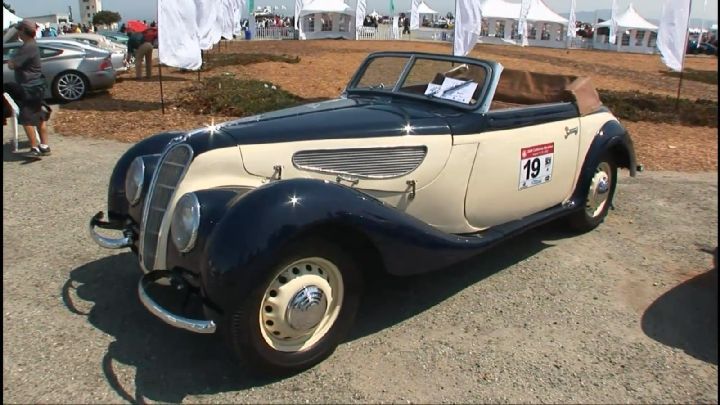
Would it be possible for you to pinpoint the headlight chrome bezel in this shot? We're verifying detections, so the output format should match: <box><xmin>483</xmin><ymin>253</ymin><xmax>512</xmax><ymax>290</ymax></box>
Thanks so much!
<box><xmin>125</xmin><ymin>157</ymin><xmax>145</xmax><ymax>206</ymax></box>
<box><xmin>170</xmin><ymin>192</ymin><xmax>201</xmax><ymax>254</ymax></box>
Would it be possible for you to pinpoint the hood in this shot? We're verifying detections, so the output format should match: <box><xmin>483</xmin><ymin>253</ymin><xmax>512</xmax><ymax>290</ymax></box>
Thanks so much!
<box><xmin>216</xmin><ymin>97</ymin><xmax>451</xmax><ymax>145</ymax></box>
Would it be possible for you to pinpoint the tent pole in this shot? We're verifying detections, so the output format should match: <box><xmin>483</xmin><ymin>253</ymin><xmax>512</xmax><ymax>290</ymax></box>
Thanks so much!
<box><xmin>159</xmin><ymin>63</ymin><xmax>166</xmax><ymax>114</ymax></box>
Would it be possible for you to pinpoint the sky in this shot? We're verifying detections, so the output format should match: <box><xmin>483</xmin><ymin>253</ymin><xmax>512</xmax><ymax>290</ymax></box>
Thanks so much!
<box><xmin>8</xmin><ymin>0</ymin><xmax>719</xmax><ymax>24</ymax></box>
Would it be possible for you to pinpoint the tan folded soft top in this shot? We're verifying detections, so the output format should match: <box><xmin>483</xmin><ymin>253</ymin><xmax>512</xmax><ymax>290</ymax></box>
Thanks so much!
<box><xmin>493</xmin><ymin>69</ymin><xmax>603</xmax><ymax>116</ymax></box>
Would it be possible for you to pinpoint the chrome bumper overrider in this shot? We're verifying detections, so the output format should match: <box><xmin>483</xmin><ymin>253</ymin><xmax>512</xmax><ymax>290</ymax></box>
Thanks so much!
<box><xmin>89</xmin><ymin>211</ymin><xmax>134</xmax><ymax>249</ymax></box>
<box><xmin>139</xmin><ymin>270</ymin><xmax>217</xmax><ymax>334</ymax></box>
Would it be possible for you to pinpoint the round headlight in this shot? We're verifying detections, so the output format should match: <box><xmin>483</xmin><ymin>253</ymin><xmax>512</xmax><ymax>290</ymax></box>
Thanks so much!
<box><xmin>125</xmin><ymin>157</ymin><xmax>145</xmax><ymax>206</ymax></box>
<box><xmin>170</xmin><ymin>193</ymin><xmax>201</xmax><ymax>253</ymax></box>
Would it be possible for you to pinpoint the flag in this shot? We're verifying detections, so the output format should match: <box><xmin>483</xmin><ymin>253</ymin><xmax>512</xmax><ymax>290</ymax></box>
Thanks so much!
<box><xmin>566</xmin><ymin>0</ymin><xmax>576</xmax><ymax>38</ymax></box>
<box><xmin>356</xmin><ymin>0</ymin><xmax>366</xmax><ymax>39</ymax></box>
<box><xmin>609</xmin><ymin>0</ymin><xmax>618</xmax><ymax>44</ymax></box>
<box><xmin>518</xmin><ymin>0</ymin><xmax>530</xmax><ymax>46</ymax></box>
<box><xmin>389</xmin><ymin>0</ymin><xmax>395</xmax><ymax>16</ymax></box>
<box><xmin>248</xmin><ymin>0</ymin><xmax>256</xmax><ymax>38</ymax></box>
<box><xmin>453</xmin><ymin>0</ymin><xmax>482</xmax><ymax>56</ymax></box>
<box><xmin>658</xmin><ymin>0</ymin><xmax>692</xmax><ymax>72</ymax></box>
<box><xmin>158</xmin><ymin>0</ymin><xmax>202</xmax><ymax>70</ymax></box>
<box><xmin>195</xmin><ymin>0</ymin><xmax>222</xmax><ymax>49</ymax></box>
<box><xmin>410</xmin><ymin>0</ymin><xmax>420</xmax><ymax>30</ymax></box>
<box><xmin>233</xmin><ymin>0</ymin><xmax>245</xmax><ymax>36</ymax></box>
<box><xmin>220</xmin><ymin>0</ymin><xmax>235</xmax><ymax>39</ymax></box>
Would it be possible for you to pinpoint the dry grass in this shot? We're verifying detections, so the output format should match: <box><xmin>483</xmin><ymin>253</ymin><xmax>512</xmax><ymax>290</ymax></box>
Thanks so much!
<box><xmin>53</xmin><ymin>40</ymin><xmax>718</xmax><ymax>171</ymax></box>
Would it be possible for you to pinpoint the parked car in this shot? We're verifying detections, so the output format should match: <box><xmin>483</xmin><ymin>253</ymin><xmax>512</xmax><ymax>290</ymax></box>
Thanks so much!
<box><xmin>37</xmin><ymin>37</ymin><xmax>128</xmax><ymax>72</ymax></box>
<box><xmin>89</xmin><ymin>51</ymin><xmax>639</xmax><ymax>374</ymax></box>
<box><xmin>98</xmin><ymin>30</ymin><xmax>129</xmax><ymax>45</ymax></box>
<box><xmin>3</xmin><ymin>40</ymin><xmax>116</xmax><ymax>102</ymax></box>
<box><xmin>51</xmin><ymin>33</ymin><xmax>128</xmax><ymax>72</ymax></box>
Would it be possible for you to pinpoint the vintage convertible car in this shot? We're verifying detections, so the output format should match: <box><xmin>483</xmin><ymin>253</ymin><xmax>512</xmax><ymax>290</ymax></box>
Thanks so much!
<box><xmin>89</xmin><ymin>51</ymin><xmax>639</xmax><ymax>374</ymax></box>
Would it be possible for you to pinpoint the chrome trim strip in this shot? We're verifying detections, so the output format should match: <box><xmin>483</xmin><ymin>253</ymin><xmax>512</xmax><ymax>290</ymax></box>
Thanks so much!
<box><xmin>139</xmin><ymin>143</ymin><xmax>194</xmax><ymax>272</ymax></box>
<box><xmin>138</xmin><ymin>272</ymin><xmax>216</xmax><ymax>334</ymax></box>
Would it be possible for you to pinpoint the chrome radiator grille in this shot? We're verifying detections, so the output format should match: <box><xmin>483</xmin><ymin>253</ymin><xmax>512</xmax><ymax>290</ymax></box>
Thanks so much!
<box><xmin>292</xmin><ymin>146</ymin><xmax>427</xmax><ymax>179</ymax></box>
<box><xmin>140</xmin><ymin>144</ymin><xmax>193</xmax><ymax>271</ymax></box>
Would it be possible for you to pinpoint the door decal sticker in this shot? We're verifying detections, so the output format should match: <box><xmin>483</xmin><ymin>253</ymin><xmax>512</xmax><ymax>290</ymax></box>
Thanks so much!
<box><xmin>519</xmin><ymin>143</ymin><xmax>554</xmax><ymax>190</ymax></box>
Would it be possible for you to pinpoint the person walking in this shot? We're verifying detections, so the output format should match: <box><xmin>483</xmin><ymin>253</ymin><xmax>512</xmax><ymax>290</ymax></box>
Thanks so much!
<box><xmin>127</xmin><ymin>30</ymin><xmax>154</xmax><ymax>80</ymax></box>
<box><xmin>401</xmin><ymin>13</ymin><xmax>410</xmax><ymax>35</ymax></box>
<box><xmin>7</xmin><ymin>20</ymin><xmax>52</xmax><ymax>157</ymax></box>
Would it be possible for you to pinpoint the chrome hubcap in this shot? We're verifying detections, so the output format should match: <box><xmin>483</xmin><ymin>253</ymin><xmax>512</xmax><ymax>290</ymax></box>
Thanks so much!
<box><xmin>286</xmin><ymin>286</ymin><xmax>327</xmax><ymax>331</ymax></box>
<box><xmin>58</xmin><ymin>73</ymin><xmax>86</xmax><ymax>101</ymax></box>
<box><xmin>260</xmin><ymin>257</ymin><xmax>343</xmax><ymax>352</ymax></box>
<box><xmin>586</xmin><ymin>162</ymin><xmax>612</xmax><ymax>218</ymax></box>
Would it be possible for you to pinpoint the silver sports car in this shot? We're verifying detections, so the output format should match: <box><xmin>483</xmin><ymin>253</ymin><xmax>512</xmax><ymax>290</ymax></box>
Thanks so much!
<box><xmin>3</xmin><ymin>39</ymin><xmax>116</xmax><ymax>102</ymax></box>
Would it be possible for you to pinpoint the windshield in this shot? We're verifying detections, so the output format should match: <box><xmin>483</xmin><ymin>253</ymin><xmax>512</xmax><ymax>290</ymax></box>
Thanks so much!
<box><xmin>348</xmin><ymin>54</ymin><xmax>491</xmax><ymax>108</ymax></box>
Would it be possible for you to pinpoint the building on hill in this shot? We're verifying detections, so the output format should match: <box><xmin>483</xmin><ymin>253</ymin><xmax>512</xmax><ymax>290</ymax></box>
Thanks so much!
<box><xmin>79</xmin><ymin>0</ymin><xmax>102</xmax><ymax>25</ymax></box>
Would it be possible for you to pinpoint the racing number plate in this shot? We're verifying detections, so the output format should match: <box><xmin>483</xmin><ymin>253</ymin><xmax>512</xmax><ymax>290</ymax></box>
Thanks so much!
<box><xmin>519</xmin><ymin>143</ymin><xmax>554</xmax><ymax>190</ymax></box>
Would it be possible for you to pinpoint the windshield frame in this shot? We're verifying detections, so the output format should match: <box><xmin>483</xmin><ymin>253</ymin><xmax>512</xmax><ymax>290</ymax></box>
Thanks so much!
<box><xmin>344</xmin><ymin>51</ymin><xmax>501</xmax><ymax>112</ymax></box>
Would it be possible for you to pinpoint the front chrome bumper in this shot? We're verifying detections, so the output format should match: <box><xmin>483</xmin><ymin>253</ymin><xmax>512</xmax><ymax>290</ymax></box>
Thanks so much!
<box><xmin>139</xmin><ymin>270</ymin><xmax>217</xmax><ymax>334</ymax></box>
<box><xmin>89</xmin><ymin>211</ymin><xmax>134</xmax><ymax>249</ymax></box>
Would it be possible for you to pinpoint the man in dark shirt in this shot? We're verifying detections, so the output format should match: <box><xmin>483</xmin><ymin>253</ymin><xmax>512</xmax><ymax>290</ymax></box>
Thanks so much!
<box><xmin>7</xmin><ymin>19</ymin><xmax>51</xmax><ymax>156</ymax></box>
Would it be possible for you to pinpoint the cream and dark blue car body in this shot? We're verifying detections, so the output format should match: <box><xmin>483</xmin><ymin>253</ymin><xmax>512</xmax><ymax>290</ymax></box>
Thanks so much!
<box><xmin>90</xmin><ymin>52</ymin><xmax>638</xmax><ymax>374</ymax></box>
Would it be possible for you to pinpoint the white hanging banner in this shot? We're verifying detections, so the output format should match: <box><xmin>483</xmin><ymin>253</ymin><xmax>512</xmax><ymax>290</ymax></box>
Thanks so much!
<box><xmin>195</xmin><ymin>0</ymin><xmax>222</xmax><ymax>49</ymax></box>
<box><xmin>410</xmin><ymin>0</ymin><xmax>420</xmax><ymax>30</ymax></box>
<box><xmin>609</xmin><ymin>0</ymin><xmax>618</xmax><ymax>44</ymax></box>
<box><xmin>233</xmin><ymin>0</ymin><xmax>245</xmax><ymax>36</ymax></box>
<box><xmin>453</xmin><ymin>0</ymin><xmax>482</xmax><ymax>56</ymax></box>
<box><xmin>294</xmin><ymin>0</ymin><xmax>303</xmax><ymax>29</ymax></box>
<box><xmin>220</xmin><ymin>0</ymin><xmax>235</xmax><ymax>39</ymax></box>
<box><xmin>392</xmin><ymin>15</ymin><xmax>399</xmax><ymax>39</ymax></box>
<box><xmin>355</xmin><ymin>0</ymin><xmax>366</xmax><ymax>39</ymax></box>
<box><xmin>518</xmin><ymin>0</ymin><xmax>531</xmax><ymax>46</ymax></box>
<box><xmin>158</xmin><ymin>0</ymin><xmax>202</xmax><ymax>70</ymax></box>
<box><xmin>658</xmin><ymin>0</ymin><xmax>692</xmax><ymax>72</ymax></box>
<box><xmin>567</xmin><ymin>0</ymin><xmax>576</xmax><ymax>38</ymax></box>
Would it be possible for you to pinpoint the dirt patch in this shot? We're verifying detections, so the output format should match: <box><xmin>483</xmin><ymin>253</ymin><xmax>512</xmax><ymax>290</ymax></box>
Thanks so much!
<box><xmin>53</xmin><ymin>40</ymin><xmax>718</xmax><ymax>171</ymax></box>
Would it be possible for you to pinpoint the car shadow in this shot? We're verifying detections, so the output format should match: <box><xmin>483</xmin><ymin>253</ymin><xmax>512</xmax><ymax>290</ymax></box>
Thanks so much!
<box><xmin>641</xmin><ymin>263</ymin><xmax>718</xmax><ymax>365</ymax></box>
<box><xmin>64</xmin><ymin>223</ymin><xmax>564</xmax><ymax>402</ymax></box>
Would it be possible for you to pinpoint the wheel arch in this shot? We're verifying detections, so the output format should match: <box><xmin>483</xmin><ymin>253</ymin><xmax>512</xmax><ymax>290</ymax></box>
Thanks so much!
<box><xmin>571</xmin><ymin>119</ymin><xmax>637</xmax><ymax>205</ymax></box>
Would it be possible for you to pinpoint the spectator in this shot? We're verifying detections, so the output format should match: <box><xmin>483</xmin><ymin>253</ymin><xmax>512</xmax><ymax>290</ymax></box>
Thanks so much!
<box><xmin>7</xmin><ymin>20</ymin><xmax>52</xmax><ymax>157</ymax></box>
<box><xmin>127</xmin><ymin>29</ymin><xmax>154</xmax><ymax>80</ymax></box>
<box><xmin>401</xmin><ymin>13</ymin><xmax>410</xmax><ymax>35</ymax></box>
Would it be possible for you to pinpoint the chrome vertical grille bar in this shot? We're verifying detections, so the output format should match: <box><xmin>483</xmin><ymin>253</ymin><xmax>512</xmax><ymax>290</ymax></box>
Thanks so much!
<box><xmin>139</xmin><ymin>144</ymin><xmax>193</xmax><ymax>272</ymax></box>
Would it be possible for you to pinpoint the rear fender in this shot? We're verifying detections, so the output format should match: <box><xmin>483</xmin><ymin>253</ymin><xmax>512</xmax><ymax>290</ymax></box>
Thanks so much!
<box><xmin>571</xmin><ymin>120</ymin><xmax>637</xmax><ymax>204</ymax></box>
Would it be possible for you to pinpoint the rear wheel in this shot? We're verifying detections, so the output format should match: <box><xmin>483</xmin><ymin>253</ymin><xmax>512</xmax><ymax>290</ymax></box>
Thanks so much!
<box><xmin>568</xmin><ymin>156</ymin><xmax>617</xmax><ymax>232</ymax></box>
<box><xmin>228</xmin><ymin>237</ymin><xmax>362</xmax><ymax>375</ymax></box>
<box><xmin>53</xmin><ymin>71</ymin><xmax>88</xmax><ymax>102</ymax></box>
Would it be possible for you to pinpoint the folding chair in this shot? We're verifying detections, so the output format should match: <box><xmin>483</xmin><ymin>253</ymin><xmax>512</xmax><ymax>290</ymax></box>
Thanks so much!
<box><xmin>3</xmin><ymin>92</ymin><xmax>40</xmax><ymax>152</ymax></box>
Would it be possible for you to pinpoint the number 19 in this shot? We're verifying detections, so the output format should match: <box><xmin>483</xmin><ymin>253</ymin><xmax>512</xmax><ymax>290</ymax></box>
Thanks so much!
<box><xmin>523</xmin><ymin>158</ymin><xmax>540</xmax><ymax>179</ymax></box>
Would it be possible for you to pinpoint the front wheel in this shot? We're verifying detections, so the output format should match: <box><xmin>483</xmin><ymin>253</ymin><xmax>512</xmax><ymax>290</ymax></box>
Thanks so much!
<box><xmin>228</xmin><ymin>237</ymin><xmax>363</xmax><ymax>375</ymax></box>
<box><xmin>568</xmin><ymin>156</ymin><xmax>617</xmax><ymax>232</ymax></box>
<box><xmin>53</xmin><ymin>71</ymin><xmax>88</xmax><ymax>102</ymax></box>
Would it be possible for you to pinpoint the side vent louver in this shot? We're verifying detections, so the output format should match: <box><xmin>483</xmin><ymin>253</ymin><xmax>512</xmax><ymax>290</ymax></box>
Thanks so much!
<box><xmin>292</xmin><ymin>146</ymin><xmax>427</xmax><ymax>179</ymax></box>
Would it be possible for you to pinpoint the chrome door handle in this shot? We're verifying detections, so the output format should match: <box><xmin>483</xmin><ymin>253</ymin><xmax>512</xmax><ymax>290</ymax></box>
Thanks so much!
<box><xmin>565</xmin><ymin>126</ymin><xmax>579</xmax><ymax>138</ymax></box>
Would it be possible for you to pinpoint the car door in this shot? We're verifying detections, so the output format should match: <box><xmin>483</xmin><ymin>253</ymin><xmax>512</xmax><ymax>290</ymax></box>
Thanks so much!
<box><xmin>2</xmin><ymin>45</ymin><xmax>19</xmax><ymax>84</ymax></box>
<box><xmin>462</xmin><ymin>109</ymin><xmax>581</xmax><ymax>229</ymax></box>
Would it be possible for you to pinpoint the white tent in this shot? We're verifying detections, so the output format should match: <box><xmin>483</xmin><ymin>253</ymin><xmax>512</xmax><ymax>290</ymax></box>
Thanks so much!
<box><xmin>368</xmin><ymin>9</ymin><xmax>380</xmax><ymax>19</ymax></box>
<box><xmin>299</xmin><ymin>0</ymin><xmax>355</xmax><ymax>40</ymax></box>
<box><xmin>593</xmin><ymin>4</ymin><xmax>657</xmax><ymax>53</ymax></box>
<box><xmin>480</xmin><ymin>0</ymin><xmax>566</xmax><ymax>24</ymax></box>
<box><xmin>526</xmin><ymin>0</ymin><xmax>567</xmax><ymax>24</ymax></box>
<box><xmin>595</xmin><ymin>3</ymin><xmax>656</xmax><ymax>30</ymax></box>
<box><xmin>3</xmin><ymin>7</ymin><xmax>22</xmax><ymax>30</ymax></box>
<box><xmin>417</xmin><ymin>1</ymin><xmax>438</xmax><ymax>14</ymax></box>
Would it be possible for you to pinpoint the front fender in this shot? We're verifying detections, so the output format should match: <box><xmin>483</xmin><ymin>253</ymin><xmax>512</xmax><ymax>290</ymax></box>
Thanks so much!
<box><xmin>571</xmin><ymin>120</ymin><xmax>638</xmax><ymax>204</ymax></box>
<box><xmin>107</xmin><ymin>131</ymin><xmax>184</xmax><ymax>221</ymax></box>
<box><xmin>199</xmin><ymin>179</ymin><xmax>489</xmax><ymax>311</ymax></box>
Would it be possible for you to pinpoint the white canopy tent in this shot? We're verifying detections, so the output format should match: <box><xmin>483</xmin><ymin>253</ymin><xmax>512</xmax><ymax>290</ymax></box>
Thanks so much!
<box><xmin>479</xmin><ymin>0</ymin><xmax>568</xmax><ymax>48</ymax></box>
<box><xmin>417</xmin><ymin>1</ymin><xmax>438</xmax><ymax>14</ymax></box>
<box><xmin>3</xmin><ymin>7</ymin><xmax>22</xmax><ymax>30</ymax></box>
<box><xmin>299</xmin><ymin>0</ymin><xmax>355</xmax><ymax>39</ymax></box>
<box><xmin>593</xmin><ymin>4</ymin><xmax>658</xmax><ymax>53</ymax></box>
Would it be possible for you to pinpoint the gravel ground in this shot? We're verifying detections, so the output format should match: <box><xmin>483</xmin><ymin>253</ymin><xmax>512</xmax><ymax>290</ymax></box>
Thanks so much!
<box><xmin>2</xmin><ymin>122</ymin><xmax>718</xmax><ymax>404</ymax></box>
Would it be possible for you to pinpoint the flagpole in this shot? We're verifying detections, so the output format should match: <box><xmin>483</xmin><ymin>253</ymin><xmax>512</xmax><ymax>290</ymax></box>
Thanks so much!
<box><xmin>675</xmin><ymin>0</ymin><xmax>693</xmax><ymax>111</ymax></box>
<box><xmin>157</xmin><ymin>0</ymin><xmax>165</xmax><ymax>114</ymax></box>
